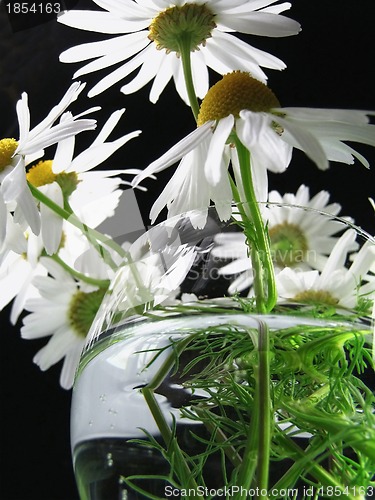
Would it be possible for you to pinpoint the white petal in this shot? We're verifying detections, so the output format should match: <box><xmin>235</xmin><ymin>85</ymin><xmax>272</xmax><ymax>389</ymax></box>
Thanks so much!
<box><xmin>204</xmin><ymin>115</ymin><xmax>234</xmax><ymax>185</ymax></box>
<box><xmin>91</xmin><ymin>108</ymin><xmax>125</xmax><ymax>146</ymax></box>
<box><xmin>59</xmin><ymin>343</ymin><xmax>84</xmax><ymax>389</ymax></box>
<box><xmin>58</xmin><ymin>10</ymin><xmax>148</xmax><ymax>33</ymax></box>
<box><xmin>23</xmin><ymin>82</ymin><xmax>86</xmax><ymax>147</ymax></box>
<box><xmin>204</xmin><ymin>36</ymin><xmax>268</xmax><ymax>82</ymax></box>
<box><xmin>73</xmin><ymin>35</ymin><xmax>150</xmax><ymax>78</ymax></box>
<box><xmin>40</xmin><ymin>183</ymin><xmax>64</xmax><ymax>255</ymax></box>
<box><xmin>320</xmin><ymin>230</ymin><xmax>357</xmax><ymax>284</ymax></box>
<box><xmin>222</xmin><ymin>12</ymin><xmax>301</xmax><ymax>37</ymax></box>
<box><xmin>70</xmin><ymin>131</ymin><xmax>141</xmax><ymax>173</ymax></box>
<box><xmin>279</xmin><ymin>107</ymin><xmax>373</xmax><ymax>124</ymax></box>
<box><xmin>149</xmin><ymin>55</ymin><xmax>174</xmax><ymax>103</ymax></box>
<box><xmin>132</xmin><ymin>122</ymin><xmax>213</xmax><ymax>186</ymax></box>
<box><xmin>0</xmin><ymin>195</ymin><xmax>7</xmax><ymax>249</ymax></box>
<box><xmin>0</xmin><ymin>257</ymin><xmax>30</xmax><ymax>311</ymax></box>
<box><xmin>1</xmin><ymin>158</ymin><xmax>41</xmax><ymax>234</ymax></box>
<box><xmin>16</xmin><ymin>93</ymin><xmax>30</xmax><ymax>146</ymax></box>
<box><xmin>237</xmin><ymin>111</ymin><xmax>292</xmax><ymax>173</ymax></box>
<box><xmin>92</xmin><ymin>0</ymin><xmax>154</xmax><ymax>19</ymax></box>
<box><xmin>210</xmin><ymin>31</ymin><xmax>286</xmax><ymax>70</ymax></box>
<box><xmin>89</xmin><ymin>44</ymin><xmax>153</xmax><ymax>97</ymax></box>
<box><xmin>190</xmin><ymin>51</ymin><xmax>210</xmax><ymax>99</ymax></box>
<box><xmin>277</xmin><ymin>115</ymin><xmax>329</xmax><ymax>170</ymax></box>
<box><xmin>60</xmin><ymin>34</ymin><xmax>138</xmax><ymax>62</ymax></box>
<box><xmin>120</xmin><ymin>47</ymin><xmax>164</xmax><ymax>96</ymax></box>
<box><xmin>20</xmin><ymin>119</ymin><xmax>97</xmax><ymax>156</ymax></box>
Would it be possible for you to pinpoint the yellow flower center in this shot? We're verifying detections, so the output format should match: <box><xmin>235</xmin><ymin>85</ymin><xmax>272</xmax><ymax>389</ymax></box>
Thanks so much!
<box><xmin>0</xmin><ymin>138</ymin><xmax>18</xmax><ymax>172</ymax></box>
<box><xmin>26</xmin><ymin>160</ymin><xmax>57</xmax><ymax>187</ymax></box>
<box><xmin>69</xmin><ymin>288</ymin><xmax>107</xmax><ymax>338</ymax></box>
<box><xmin>197</xmin><ymin>71</ymin><xmax>280</xmax><ymax>126</ymax></box>
<box><xmin>293</xmin><ymin>290</ymin><xmax>339</xmax><ymax>306</ymax></box>
<box><xmin>27</xmin><ymin>160</ymin><xmax>79</xmax><ymax>197</ymax></box>
<box><xmin>148</xmin><ymin>3</ymin><xmax>216</xmax><ymax>54</ymax></box>
<box><xmin>269</xmin><ymin>222</ymin><xmax>308</xmax><ymax>268</ymax></box>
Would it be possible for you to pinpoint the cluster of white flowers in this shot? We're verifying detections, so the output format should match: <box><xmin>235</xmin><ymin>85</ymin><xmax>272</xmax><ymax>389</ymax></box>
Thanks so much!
<box><xmin>213</xmin><ymin>186</ymin><xmax>375</xmax><ymax>310</ymax></box>
<box><xmin>1</xmin><ymin>0</ymin><xmax>374</xmax><ymax>388</ymax></box>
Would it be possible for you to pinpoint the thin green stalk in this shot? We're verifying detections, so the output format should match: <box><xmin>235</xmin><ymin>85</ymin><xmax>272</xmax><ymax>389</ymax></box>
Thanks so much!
<box><xmin>270</xmin><ymin>434</ymin><xmax>359</xmax><ymax>500</ymax></box>
<box><xmin>229</xmin><ymin>174</ymin><xmax>250</xmax><ymax>224</ymax></box>
<box><xmin>194</xmin><ymin>407</ymin><xmax>243</xmax><ymax>468</ymax></box>
<box><xmin>50</xmin><ymin>254</ymin><xmax>110</xmax><ymax>288</ymax></box>
<box><xmin>28</xmin><ymin>182</ymin><xmax>128</xmax><ymax>265</ymax></box>
<box><xmin>141</xmin><ymin>334</ymin><xmax>204</xmax><ymax>497</ymax></box>
<box><xmin>146</xmin><ymin>335</ymin><xmax>194</xmax><ymax>391</ymax></box>
<box><xmin>30</xmin><ymin>182</ymin><xmax>177</xmax><ymax>310</ymax></box>
<box><xmin>178</xmin><ymin>35</ymin><xmax>200</xmax><ymax>121</ymax></box>
<box><xmin>233</xmin><ymin>137</ymin><xmax>277</xmax><ymax>313</ymax></box>
<box><xmin>141</xmin><ymin>388</ymin><xmax>204</xmax><ymax>498</ymax></box>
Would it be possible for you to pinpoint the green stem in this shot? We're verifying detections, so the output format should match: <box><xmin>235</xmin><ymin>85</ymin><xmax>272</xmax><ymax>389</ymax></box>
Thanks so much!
<box><xmin>233</xmin><ymin>137</ymin><xmax>277</xmax><ymax>313</ymax></box>
<box><xmin>30</xmin><ymin>183</ymin><xmax>168</xmax><ymax>307</ymax></box>
<box><xmin>178</xmin><ymin>34</ymin><xmax>200</xmax><ymax>121</ymax></box>
<box><xmin>50</xmin><ymin>254</ymin><xmax>110</xmax><ymax>288</ymax></box>
<box><xmin>28</xmin><ymin>182</ymin><xmax>127</xmax><ymax>267</ymax></box>
<box><xmin>270</xmin><ymin>435</ymin><xmax>359</xmax><ymax>500</ymax></box>
<box><xmin>146</xmin><ymin>335</ymin><xmax>194</xmax><ymax>391</ymax></box>
<box><xmin>233</xmin><ymin>321</ymin><xmax>271</xmax><ymax>499</ymax></box>
<box><xmin>141</xmin><ymin>335</ymin><xmax>204</xmax><ymax>497</ymax></box>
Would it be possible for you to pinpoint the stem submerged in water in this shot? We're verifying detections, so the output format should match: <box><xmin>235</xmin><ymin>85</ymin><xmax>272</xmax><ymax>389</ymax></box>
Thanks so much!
<box><xmin>233</xmin><ymin>320</ymin><xmax>272</xmax><ymax>499</ymax></box>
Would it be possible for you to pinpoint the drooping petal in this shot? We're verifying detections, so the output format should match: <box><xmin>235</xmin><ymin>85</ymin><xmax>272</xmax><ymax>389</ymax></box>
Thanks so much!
<box><xmin>39</xmin><ymin>183</ymin><xmax>64</xmax><ymax>255</ymax></box>
<box><xmin>1</xmin><ymin>158</ymin><xmax>41</xmax><ymax>235</ymax></box>
<box><xmin>277</xmin><ymin>115</ymin><xmax>329</xmax><ymax>170</ymax></box>
<box><xmin>204</xmin><ymin>114</ymin><xmax>234</xmax><ymax>185</ymax></box>
<box><xmin>132</xmin><ymin>122</ymin><xmax>213</xmax><ymax>186</ymax></box>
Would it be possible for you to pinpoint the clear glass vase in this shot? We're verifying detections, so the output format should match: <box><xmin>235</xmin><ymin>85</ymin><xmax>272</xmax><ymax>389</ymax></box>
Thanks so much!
<box><xmin>70</xmin><ymin>205</ymin><xmax>375</xmax><ymax>500</ymax></box>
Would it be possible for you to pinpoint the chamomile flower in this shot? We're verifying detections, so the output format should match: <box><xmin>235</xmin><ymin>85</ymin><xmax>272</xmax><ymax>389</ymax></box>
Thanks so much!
<box><xmin>0</xmin><ymin>82</ymin><xmax>97</xmax><ymax>240</ymax></box>
<box><xmin>275</xmin><ymin>230</ymin><xmax>375</xmax><ymax>311</ymax></box>
<box><xmin>0</xmin><ymin>212</ymin><xmax>119</xmax><ymax>327</ymax></box>
<box><xmin>264</xmin><ymin>186</ymin><xmax>357</xmax><ymax>270</ymax></box>
<box><xmin>213</xmin><ymin>185</ymin><xmax>357</xmax><ymax>293</ymax></box>
<box><xmin>133</xmin><ymin>72</ymin><xmax>375</xmax><ymax>225</ymax></box>
<box><xmin>25</xmin><ymin>108</ymin><xmax>142</xmax><ymax>254</ymax></box>
<box><xmin>58</xmin><ymin>0</ymin><xmax>300</xmax><ymax>102</ymax></box>
<box><xmin>21</xmin><ymin>251</ymin><xmax>113</xmax><ymax>389</ymax></box>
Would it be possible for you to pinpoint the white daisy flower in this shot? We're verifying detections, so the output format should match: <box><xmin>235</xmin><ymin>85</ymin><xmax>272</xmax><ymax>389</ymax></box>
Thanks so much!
<box><xmin>133</xmin><ymin>72</ymin><xmax>375</xmax><ymax>225</ymax></box>
<box><xmin>0</xmin><ymin>82</ymin><xmax>97</xmax><ymax>239</ymax></box>
<box><xmin>21</xmin><ymin>250</ymin><xmax>114</xmax><ymax>389</ymax></box>
<box><xmin>25</xmin><ymin>108</ymin><xmax>142</xmax><ymax>254</ymax></box>
<box><xmin>0</xmin><ymin>212</ymin><xmax>120</xmax><ymax>327</ymax></box>
<box><xmin>58</xmin><ymin>0</ymin><xmax>301</xmax><ymax>102</ymax></box>
<box><xmin>213</xmin><ymin>185</ymin><xmax>357</xmax><ymax>293</ymax></box>
<box><xmin>275</xmin><ymin>230</ymin><xmax>375</xmax><ymax>311</ymax></box>
<box><xmin>265</xmin><ymin>186</ymin><xmax>357</xmax><ymax>269</ymax></box>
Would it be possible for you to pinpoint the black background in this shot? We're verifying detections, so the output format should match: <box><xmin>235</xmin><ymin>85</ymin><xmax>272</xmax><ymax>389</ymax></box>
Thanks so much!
<box><xmin>1</xmin><ymin>1</ymin><xmax>375</xmax><ymax>499</ymax></box>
